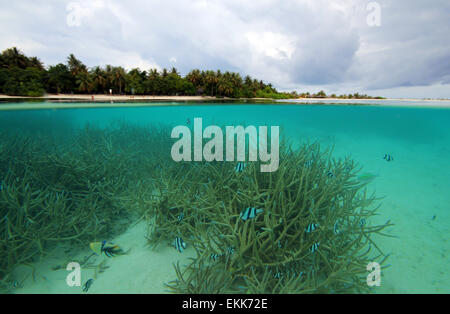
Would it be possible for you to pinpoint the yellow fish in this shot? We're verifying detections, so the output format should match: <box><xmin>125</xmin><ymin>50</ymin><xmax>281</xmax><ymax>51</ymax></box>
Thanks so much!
<box><xmin>89</xmin><ymin>241</ymin><xmax>124</xmax><ymax>257</ymax></box>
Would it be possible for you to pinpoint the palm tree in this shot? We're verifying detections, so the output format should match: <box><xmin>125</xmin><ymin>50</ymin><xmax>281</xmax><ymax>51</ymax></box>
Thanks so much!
<box><xmin>92</xmin><ymin>66</ymin><xmax>107</xmax><ymax>93</ymax></box>
<box><xmin>111</xmin><ymin>67</ymin><xmax>126</xmax><ymax>94</ymax></box>
<box><xmin>67</xmin><ymin>54</ymin><xmax>87</xmax><ymax>77</ymax></box>
<box><xmin>76</xmin><ymin>71</ymin><xmax>94</xmax><ymax>93</ymax></box>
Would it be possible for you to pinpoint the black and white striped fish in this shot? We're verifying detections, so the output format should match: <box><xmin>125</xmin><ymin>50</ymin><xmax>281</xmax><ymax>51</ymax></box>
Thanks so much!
<box><xmin>235</xmin><ymin>162</ymin><xmax>246</xmax><ymax>173</ymax></box>
<box><xmin>310</xmin><ymin>242</ymin><xmax>320</xmax><ymax>253</ymax></box>
<box><xmin>239</xmin><ymin>207</ymin><xmax>264</xmax><ymax>221</ymax></box>
<box><xmin>173</xmin><ymin>237</ymin><xmax>186</xmax><ymax>253</ymax></box>
<box><xmin>305</xmin><ymin>223</ymin><xmax>319</xmax><ymax>233</ymax></box>
<box><xmin>82</xmin><ymin>278</ymin><xmax>94</xmax><ymax>293</ymax></box>
<box><xmin>327</xmin><ymin>170</ymin><xmax>334</xmax><ymax>178</ymax></box>
<box><xmin>226</xmin><ymin>247</ymin><xmax>235</xmax><ymax>255</ymax></box>
<box><xmin>383</xmin><ymin>154</ymin><xmax>394</xmax><ymax>162</ymax></box>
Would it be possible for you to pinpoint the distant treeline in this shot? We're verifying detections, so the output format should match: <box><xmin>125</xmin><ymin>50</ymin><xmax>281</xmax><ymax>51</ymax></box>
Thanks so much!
<box><xmin>0</xmin><ymin>47</ymin><xmax>296</xmax><ymax>99</ymax></box>
<box><xmin>0</xmin><ymin>47</ymin><xmax>383</xmax><ymax>100</ymax></box>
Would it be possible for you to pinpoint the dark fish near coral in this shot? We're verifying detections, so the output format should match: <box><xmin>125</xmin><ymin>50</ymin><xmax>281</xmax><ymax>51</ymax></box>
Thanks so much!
<box><xmin>310</xmin><ymin>242</ymin><xmax>320</xmax><ymax>253</ymax></box>
<box><xmin>210</xmin><ymin>253</ymin><xmax>222</xmax><ymax>261</ymax></box>
<box><xmin>240</xmin><ymin>207</ymin><xmax>264</xmax><ymax>221</ymax></box>
<box><xmin>173</xmin><ymin>237</ymin><xmax>186</xmax><ymax>253</ymax></box>
<box><xmin>82</xmin><ymin>278</ymin><xmax>94</xmax><ymax>292</ymax></box>
<box><xmin>359</xmin><ymin>218</ymin><xmax>366</xmax><ymax>227</ymax></box>
<box><xmin>235</xmin><ymin>162</ymin><xmax>246</xmax><ymax>173</ymax></box>
<box><xmin>384</xmin><ymin>154</ymin><xmax>394</xmax><ymax>162</ymax></box>
<box><xmin>186</xmin><ymin>118</ymin><xmax>191</xmax><ymax>125</ymax></box>
<box><xmin>327</xmin><ymin>170</ymin><xmax>334</xmax><ymax>178</ymax></box>
<box><xmin>305</xmin><ymin>223</ymin><xmax>319</xmax><ymax>233</ymax></box>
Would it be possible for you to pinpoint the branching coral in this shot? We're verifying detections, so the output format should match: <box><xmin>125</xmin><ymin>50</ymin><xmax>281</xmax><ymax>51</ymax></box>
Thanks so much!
<box><xmin>148</xmin><ymin>142</ymin><xmax>393</xmax><ymax>293</ymax></box>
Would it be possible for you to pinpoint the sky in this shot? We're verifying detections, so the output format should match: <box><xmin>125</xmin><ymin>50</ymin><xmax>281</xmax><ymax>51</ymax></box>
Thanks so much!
<box><xmin>0</xmin><ymin>0</ymin><xmax>449</xmax><ymax>98</ymax></box>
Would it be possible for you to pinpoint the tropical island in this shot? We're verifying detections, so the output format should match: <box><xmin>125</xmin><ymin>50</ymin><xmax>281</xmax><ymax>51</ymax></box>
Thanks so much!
<box><xmin>0</xmin><ymin>47</ymin><xmax>384</xmax><ymax>101</ymax></box>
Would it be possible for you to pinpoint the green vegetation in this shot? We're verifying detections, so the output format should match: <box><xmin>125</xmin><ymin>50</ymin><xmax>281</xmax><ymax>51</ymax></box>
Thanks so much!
<box><xmin>0</xmin><ymin>47</ymin><xmax>296</xmax><ymax>99</ymax></box>
<box><xmin>0</xmin><ymin>47</ymin><xmax>383</xmax><ymax>100</ymax></box>
<box><xmin>298</xmin><ymin>90</ymin><xmax>385</xmax><ymax>100</ymax></box>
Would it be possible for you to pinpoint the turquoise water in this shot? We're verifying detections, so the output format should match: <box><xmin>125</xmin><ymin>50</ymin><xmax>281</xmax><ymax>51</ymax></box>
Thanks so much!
<box><xmin>1</xmin><ymin>102</ymin><xmax>449</xmax><ymax>293</ymax></box>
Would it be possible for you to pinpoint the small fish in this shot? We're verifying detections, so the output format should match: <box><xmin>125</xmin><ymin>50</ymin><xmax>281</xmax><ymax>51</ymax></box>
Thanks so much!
<box><xmin>235</xmin><ymin>162</ymin><xmax>246</xmax><ymax>173</ymax></box>
<box><xmin>82</xmin><ymin>279</ymin><xmax>94</xmax><ymax>293</ymax></box>
<box><xmin>226</xmin><ymin>247</ymin><xmax>235</xmax><ymax>255</ymax></box>
<box><xmin>310</xmin><ymin>242</ymin><xmax>320</xmax><ymax>253</ymax></box>
<box><xmin>304</xmin><ymin>160</ymin><xmax>314</xmax><ymax>168</ymax></box>
<box><xmin>177</xmin><ymin>213</ymin><xmax>184</xmax><ymax>222</ymax></box>
<box><xmin>432</xmin><ymin>215</ymin><xmax>437</xmax><ymax>221</ymax></box>
<box><xmin>239</xmin><ymin>207</ymin><xmax>264</xmax><ymax>221</ymax></box>
<box><xmin>210</xmin><ymin>253</ymin><xmax>222</xmax><ymax>261</ymax></box>
<box><xmin>359</xmin><ymin>218</ymin><xmax>366</xmax><ymax>227</ymax></box>
<box><xmin>305</xmin><ymin>223</ymin><xmax>319</xmax><ymax>233</ymax></box>
<box><xmin>186</xmin><ymin>118</ymin><xmax>191</xmax><ymax>125</ymax></box>
<box><xmin>277</xmin><ymin>240</ymin><xmax>283</xmax><ymax>249</ymax></box>
<box><xmin>383</xmin><ymin>154</ymin><xmax>394</xmax><ymax>162</ymax></box>
<box><xmin>333</xmin><ymin>221</ymin><xmax>340</xmax><ymax>235</ymax></box>
<box><xmin>173</xmin><ymin>237</ymin><xmax>186</xmax><ymax>253</ymax></box>
<box><xmin>327</xmin><ymin>171</ymin><xmax>334</xmax><ymax>178</ymax></box>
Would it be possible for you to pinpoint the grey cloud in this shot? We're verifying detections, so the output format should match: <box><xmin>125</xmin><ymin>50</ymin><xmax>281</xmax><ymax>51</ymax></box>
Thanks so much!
<box><xmin>0</xmin><ymin>0</ymin><xmax>449</xmax><ymax>97</ymax></box>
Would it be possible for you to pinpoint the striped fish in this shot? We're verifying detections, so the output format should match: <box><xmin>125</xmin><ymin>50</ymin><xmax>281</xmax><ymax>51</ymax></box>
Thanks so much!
<box><xmin>235</xmin><ymin>162</ymin><xmax>246</xmax><ymax>173</ymax></box>
<box><xmin>305</xmin><ymin>223</ymin><xmax>319</xmax><ymax>233</ymax></box>
<box><xmin>177</xmin><ymin>213</ymin><xmax>184</xmax><ymax>222</ymax></box>
<box><xmin>327</xmin><ymin>170</ymin><xmax>334</xmax><ymax>178</ymax></box>
<box><xmin>304</xmin><ymin>160</ymin><xmax>314</xmax><ymax>168</ymax></box>
<box><xmin>173</xmin><ymin>237</ymin><xmax>186</xmax><ymax>253</ymax></box>
<box><xmin>239</xmin><ymin>207</ymin><xmax>264</xmax><ymax>221</ymax></box>
<box><xmin>333</xmin><ymin>221</ymin><xmax>340</xmax><ymax>235</ymax></box>
<box><xmin>310</xmin><ymin>242</ymin><xmax>320</xmax><ymax>253</ymax></box>
<box><xmin>383</xmin><ymin>154</ymin><xmax>394</xmax><ymax>162</ymax></box>
<box><xmin>226</xmin><ymin>247</ymin><xmax>235</xmax><ymax>255</ymax></box>
<box><xmin>82</xmin><ymin>278</ymin><xmax>94</xmax><ymax>293</ymax></box>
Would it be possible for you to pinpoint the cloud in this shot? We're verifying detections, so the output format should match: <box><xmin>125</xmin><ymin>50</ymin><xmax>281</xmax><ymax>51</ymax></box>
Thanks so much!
<box><xmin>0</xmin><ymin>0</ymin><xmax>449</xmax><ymax>97</ymax></box>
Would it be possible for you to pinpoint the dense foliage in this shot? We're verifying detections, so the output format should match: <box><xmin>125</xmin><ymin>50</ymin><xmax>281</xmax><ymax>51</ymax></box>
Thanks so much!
<box><xmin>0</xmin><ymin>47</ymin><xmax>297</xmax><ymax>99</ymax></box>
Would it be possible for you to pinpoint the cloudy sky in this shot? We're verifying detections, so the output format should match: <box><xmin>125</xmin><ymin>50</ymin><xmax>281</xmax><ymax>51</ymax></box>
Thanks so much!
<box><xmin>0</xmin><ymin>0</ymin><xmax>449</xmax><ymax>98</ymax></box>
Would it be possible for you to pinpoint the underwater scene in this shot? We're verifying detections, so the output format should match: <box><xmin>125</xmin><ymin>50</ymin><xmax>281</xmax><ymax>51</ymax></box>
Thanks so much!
<box><xmin>0</xmin><ymin>102</ymin><xmax>449</xmax><ymax>294</ymax></box>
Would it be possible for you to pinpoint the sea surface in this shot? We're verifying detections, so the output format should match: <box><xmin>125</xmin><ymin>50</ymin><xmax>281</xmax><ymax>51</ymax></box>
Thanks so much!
<box><xmin>1</xmin><ymin>101</ymin><xmax>449</xmax><ymax>293</ymax></box>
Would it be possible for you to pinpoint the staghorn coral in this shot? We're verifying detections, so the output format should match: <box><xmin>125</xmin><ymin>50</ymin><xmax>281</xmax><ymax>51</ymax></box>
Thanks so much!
<box><xmin>0</xmin><ymin>122</ymin><xmax>173</xmax><ymax>291</ymax></box>
<box><xmin>148</xmin><ymin>142</ymin><xmax>393</xmax><ymax>294</ymax></box>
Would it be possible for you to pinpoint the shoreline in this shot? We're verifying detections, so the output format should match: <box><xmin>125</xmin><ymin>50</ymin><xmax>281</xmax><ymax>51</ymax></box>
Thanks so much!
<box><xmin>1</xmin><ymin>94</ymin><xmax>450</xmax><ymax>110</ymax></box>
